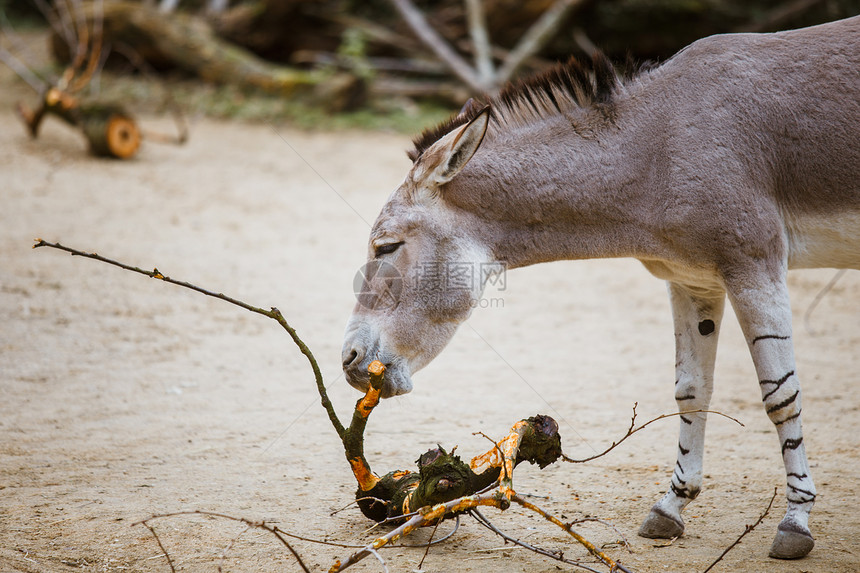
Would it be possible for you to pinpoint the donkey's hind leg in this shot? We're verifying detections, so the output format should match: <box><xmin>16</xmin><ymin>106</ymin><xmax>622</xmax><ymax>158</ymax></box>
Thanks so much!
<box><xmin>727</xmin><ymin>275</ymin><xmax>816</xmax><ymax>559</ymax></box>
<box><xmin>639</xmin><ymin>283</ymin><xmax>726</xmax><ymax>540</ymax></box>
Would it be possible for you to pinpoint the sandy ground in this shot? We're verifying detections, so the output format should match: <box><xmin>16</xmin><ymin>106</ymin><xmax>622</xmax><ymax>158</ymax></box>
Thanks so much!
<box><xmin>2</xmin><ymin>59</ymin><xmax>859</xmax><ymax>573</ymax></box>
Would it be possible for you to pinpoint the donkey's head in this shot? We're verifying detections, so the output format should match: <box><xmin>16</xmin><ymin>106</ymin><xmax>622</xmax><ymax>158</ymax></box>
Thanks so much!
<box><xmin>342</xmin><ymin>106</ymin><xmax>491</xmax><ymax>397</ymax></box>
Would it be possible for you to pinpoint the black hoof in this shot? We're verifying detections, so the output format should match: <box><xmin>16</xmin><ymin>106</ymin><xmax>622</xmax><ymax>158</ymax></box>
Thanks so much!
<box><xmin>638</xmin><ymin>506</ymin><xmax>684</xmax><ymax>539</ymax></box>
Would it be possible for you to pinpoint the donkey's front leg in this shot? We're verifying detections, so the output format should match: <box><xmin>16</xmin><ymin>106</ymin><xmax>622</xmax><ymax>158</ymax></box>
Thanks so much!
<box><xmin>639</xmin><ymin>283</ymin><xmax>726</xmax><ymax>540</ymax></box>
<box><xmin>728</xmin><ymin>278</ymin><xmax>816</xmax><ymax>559</ymax></box>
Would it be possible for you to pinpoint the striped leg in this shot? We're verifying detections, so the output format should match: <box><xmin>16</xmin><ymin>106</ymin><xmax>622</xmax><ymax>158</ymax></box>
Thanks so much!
<box><xmin>728</xmin><ymin>278</ymin><xmax>816</xmax><ymax>559</ymax></box>
<box><xmin>640</xmin><ymin>283</ymin><xmax>726</xmax><ymax>540</ymax></box>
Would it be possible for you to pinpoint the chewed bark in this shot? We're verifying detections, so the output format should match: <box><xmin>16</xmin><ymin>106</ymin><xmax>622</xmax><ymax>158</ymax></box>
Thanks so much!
<box><xmin>343</xmin><ymin>361</ymin><xmax>563</xmax><ymax>522</ymax></box>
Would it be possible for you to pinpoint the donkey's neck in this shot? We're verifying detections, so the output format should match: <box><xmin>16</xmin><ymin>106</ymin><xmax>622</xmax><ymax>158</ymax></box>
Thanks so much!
<box><xmin>445</xmin><ymin>113</ymin><xmax>662</xmax><ymax>269</ymax></box>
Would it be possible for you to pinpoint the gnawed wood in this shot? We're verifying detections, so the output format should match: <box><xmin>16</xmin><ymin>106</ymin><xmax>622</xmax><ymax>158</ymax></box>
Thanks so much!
<box><xmin>346</xmin><ymin>361</ymin><xmax>563</xmax><ymax>522</ymax></box>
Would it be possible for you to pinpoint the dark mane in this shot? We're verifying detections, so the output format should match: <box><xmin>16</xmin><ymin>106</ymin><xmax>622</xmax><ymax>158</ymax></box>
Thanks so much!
<box><xmin>408</xmin><ymin>52</ymin><xmax>620</xmax><ymax>162</ymax></box>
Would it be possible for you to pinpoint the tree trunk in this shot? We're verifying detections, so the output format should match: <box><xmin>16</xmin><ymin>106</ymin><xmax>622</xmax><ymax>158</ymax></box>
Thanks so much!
<box><xmin>52</xmin><ymin>2</ymin><xmax>365</xmax><ymax>111</ymax></box>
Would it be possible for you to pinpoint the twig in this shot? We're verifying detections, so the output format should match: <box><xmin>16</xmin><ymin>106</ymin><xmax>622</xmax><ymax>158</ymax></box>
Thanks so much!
<box><xmin>568</xmin><ymin>517</ymin><xmax>632</xmax><ymax>552</ymax></box>
<box><xmin>216</xmin><ymin>523</ymin><xmax>250</xmax><ymax>573</ymax></box>
<box><xmin>139</xmin><ymin>522</ymin><xmax>176</xmax><ymax>573</ymax></box>
<box><xmin>399</xmin><ymin>515</ymin><xmax>460</xmax><ymax>548</ymax></box>
<box><xmin>134</xmin><ymin>511</ymin><xmax>311</xmax><ymax>573</ymax></box>
<box><xmin>803</xmin><ymin>269</ymin><xmax>847</xmax><ymax>335</ymax></box>
<box><xmin>417</xmin><ymin>518</ymin><xmax>441</xmax><ymax>569</ymax></box>
<box><xmin>510</xmin><ymin>494</ymin><xmax>634</xmax><ymax>573</ymax></box>
<box><xmin>702</xmin><ymin>487</ymin><xmax>778</xmax><ymax>572</ymax></box>
<box><xmin>332</xmin><ymin>490</ymin><xmax>509</xmax><ymax>571</ymax></box>
<box><xmin>32</xmin><ymin>239</ymin><xmax>345</xmax><ymax>438</ymax></box>
<box><xmin>0</xmin><ymin>45</ymin><xmax>47</xmax><ymax>92</ymax></box>
<box><xmin>562</xmin><ymin>405</ymin><xmax>744</xmax><ymax>464</ymax></box>
<box><xmin>470</xmin><ymin>508</ymin><xmax>604</xmax><ymax>573</ymax></box>
<box><xmin>330</xmin><ymin>497</ymin><xmax>389</xmax><ymax>517</ymax></box>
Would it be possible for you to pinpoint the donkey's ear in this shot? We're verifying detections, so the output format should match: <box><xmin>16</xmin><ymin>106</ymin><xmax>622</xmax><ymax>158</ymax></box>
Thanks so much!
<box><xmin>432</xmin><ymin>106</ymin><xmax>490</xmax><ymax>185</ymax></box>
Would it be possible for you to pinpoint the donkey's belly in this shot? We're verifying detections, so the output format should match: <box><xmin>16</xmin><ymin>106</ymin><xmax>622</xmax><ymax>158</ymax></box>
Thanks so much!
<box><xmin>785</xmin><ymin>210</ymin><xmax>860</xmax><ymax>270</ymax></box>
<box><xmin>638</xmin><ymin>259</ymin><xmax>724</xmax><ymax>293</ymax></box>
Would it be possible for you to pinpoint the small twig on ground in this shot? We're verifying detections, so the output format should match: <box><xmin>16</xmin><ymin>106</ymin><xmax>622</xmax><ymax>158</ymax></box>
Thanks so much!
<box><xmin>417</xmin><ymin>517</ymin><xmax>442</xmax><ymax>569</ymax></box>
<box><xmin>133</xmin><ymin>511</ymin><xmax>311</xmax><ymax>573</ymax></box>
<box><xmin>568</xmin><ymin>517</ymin><xmax>632</xmax><ymax>552</ymax></box>
<box><xmin>510</xmin><ymin>494</ymin><xmax>634</xmax><ymax>573</ymax></box>
<box><xmin>469</xmin><ymin>508</ymin><xmax>604</xmax><ymax>573</ymax></box>
<box><xmin>803</xmin><ymin>269</ymin><xmax>847</xmax><ymax>335</ymax></box>
<box><xmin>139</xmin><ymin>522</ymin><xmax>176</xmax><ymax>573</ymax></box>
<box><xmin>216</xmin><ymin>523</ymin><xmax>250</xmax><ymax>573</ymax></box>
<box><xmin>702</xmin><ymin>487</ymin><xmax>779</xmax><ymax>572</ymax></box>
<box><xmin>562</xmin><ymin>404</ymin><xmax>744</xmax><ymax>464</ymax></box>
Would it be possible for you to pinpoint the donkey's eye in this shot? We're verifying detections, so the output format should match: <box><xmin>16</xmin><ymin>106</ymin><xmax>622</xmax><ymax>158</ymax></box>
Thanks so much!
<box><xmin>374</xmin><ymin>241</ymin><xmax>404</xmax><ymax>257</ymax></box>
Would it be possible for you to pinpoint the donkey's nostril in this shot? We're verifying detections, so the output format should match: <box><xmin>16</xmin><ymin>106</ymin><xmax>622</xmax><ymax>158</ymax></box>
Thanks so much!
<box><xmin>343</xmin><ymin>349</ymin><xmax>359</xmax><ymax>368</ymax></box>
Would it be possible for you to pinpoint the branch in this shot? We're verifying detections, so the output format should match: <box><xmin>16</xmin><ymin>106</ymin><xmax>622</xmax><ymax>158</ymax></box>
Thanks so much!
<box><xmin>702</xmin><ymin>487</ymin><xmax>778</xmax><ymax>572</ymax></box>
<box><xmin>0</xmin><ymin>45</ymin><xmax>47</xmax><ymax>92</ymax></box>
<box><xmin>511</xmin><ymin>494</ymin><xmax>634</xmax><ymax>573</ymax></box>
<box><xmin>464</xmin><ymin>0</ymin><xmax>494</xmax><ymax>86</ymax></box>
<box><xmin>331</xmin><ymin>490</ymin><xmax>509</xmax><ymax>572</ymax></box>
<box><xmin>32</xmin><ymin>239</ymin><xmax>345</xmax><ymax>439</ymax></box>
<box><xmin>470</xmin><ymin>508</ymin><xmax>604</xmax><ymax>573</ymax></box>
<box><xmin>37</xmin><ymin>239</ymin><xmax>630</xmax><ymax>572</ymax></box>
<box><xmin>497</xmin><ymin>0</ymin><xmax>587</xmax><ymax>83</ymax></box>
<box><xmin>803</xmin><ymin>269</ymin><xmax>846</xmax><ymax>335</ymax></box>
<box><xmin>387</xmin><ymin>0</ymin><xmax>484</xmax><ymax>92</ymax></box>
<box><xmin>562</xmin><ymin>405</ymin><xmax>744</xmax><ymax>464</ymax></box>
<box><xmin>134</xmin><ymin>511</ymin><xmax>311</xmax><ymax>573</ymax></box>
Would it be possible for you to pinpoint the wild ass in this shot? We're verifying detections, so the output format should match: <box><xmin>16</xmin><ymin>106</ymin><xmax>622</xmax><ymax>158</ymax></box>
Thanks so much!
<box><xmin>342</xmin><ymin>17</ymin><xmax>860</xmax><ymax>559</ymax></box>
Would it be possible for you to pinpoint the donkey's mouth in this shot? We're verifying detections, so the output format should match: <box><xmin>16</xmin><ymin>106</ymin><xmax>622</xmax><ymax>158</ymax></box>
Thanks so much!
<box><xmin>345</xmin><ymin>359</ymin><xmax>413</xmax><ymax>398</ymax></box>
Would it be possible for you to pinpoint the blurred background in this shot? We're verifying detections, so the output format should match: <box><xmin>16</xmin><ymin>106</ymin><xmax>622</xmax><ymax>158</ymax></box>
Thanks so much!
<box><xmin>2</xmin><ymin>0</ymin><xmax>858</xmax><ymax>133</ymax></box>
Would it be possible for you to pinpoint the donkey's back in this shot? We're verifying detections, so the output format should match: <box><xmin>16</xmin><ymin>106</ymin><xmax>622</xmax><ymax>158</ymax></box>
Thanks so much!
<box><xmin>643</xmin><ymin>16</ymin><xmax>860</xmax><ymax>270</ymax></box>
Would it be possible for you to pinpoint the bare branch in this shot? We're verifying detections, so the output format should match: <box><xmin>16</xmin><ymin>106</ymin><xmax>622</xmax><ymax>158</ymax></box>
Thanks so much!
<box><xmin>464</xmin><ymin>0</ymin><xmax>494</xmax><ymax>86</ymax></box>
<box><xmin>32</xmin><ymin>239</ymin><xmax>344</xmax><ymax>439</ymax></box>
<box><xmin>511</xmin><ymin>494</ymin><xmax>634</xmax><ymax>573</ymax></box>
<box><xmin>803</xmin><ymin>269</ymin><xmax>846</xmax><ymax>335</ymax></box>
<box><xmin>332</xmin><ymin>490</ymin><xmax>508</xmax><ymax>571</ymax></box>
<box><xmin>0</xmin><ymin>45</ymin><xmax>47</xmax><ymax>92</ymax></box>
<box><xmin>562</xmin><ymin>405</ymin><xmax>744</xmax><ymax>464</ymax></box>
<box><xmin>470</xmin><ymin>508</ymin><xmax>605</xmax><ymax>573</ymax></box>
<box><xmin>497</xmin><ymin>0</ymin><xmax>587</xmax><ymax>83</ymax></box>
<box><xmin>702</xmin><ymin>487</ymin><xmax>778</xmax><ymax>572</ymax></box>
<box><xmin>387</xmin><ymin>0</ymin><xmax>484</xmax><ymax>92</ymax></box>
<box><xmin>139</xmin><ymin>522</ymin><xmax>176</xmax><ymax>573</ymax></box>
<box><xmin>69</xmin><ymin>0</ymin><xmax>104</xmax><ymax>94</ymax></box>
<box><xmin>135</xmin><ymin>511</ymin><xmax>311</xmax><ymax>573</ymax></box>
<box><xmin>32</xmin><ymin>0</ymin><xmax>75</xmax><ymax>51</ymax></box>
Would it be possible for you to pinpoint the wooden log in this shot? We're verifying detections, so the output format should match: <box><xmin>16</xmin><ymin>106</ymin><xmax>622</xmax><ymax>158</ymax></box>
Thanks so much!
<box><xmin>346</xmin><ymin>362</ymin><xmax>563</xmax><ymax>522</ymax></box>
<box><xmin>51</xmin><ymin>1</ymin><xmax>365</xmax><ymax>111</ymax></box>
<box><xmin>17</xmin><ymin>88</ymin><xmax>141</xmax><ymax>159</ymax></box>
<box><xmin>79</xmin><ymin>106</ymin><xmax>141</xmax><ymax>159</ymax></box>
